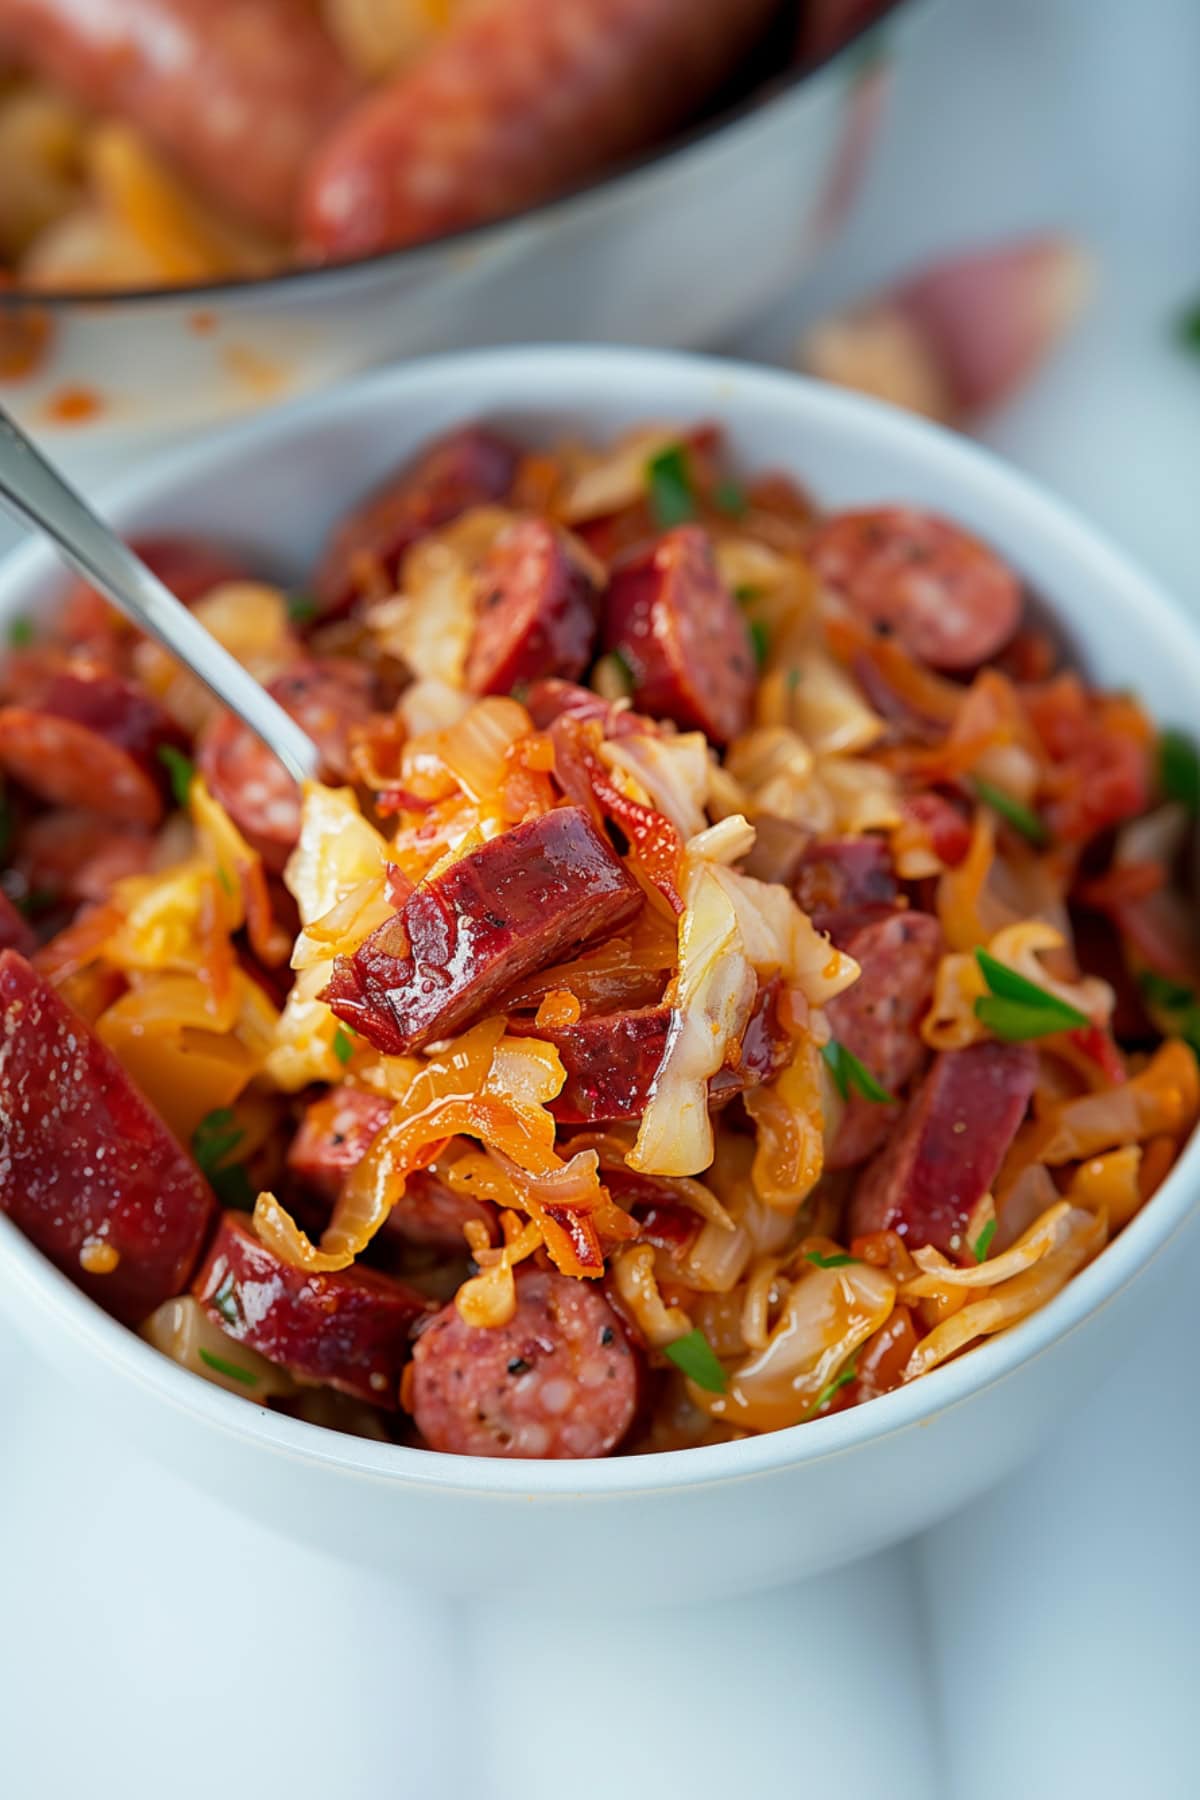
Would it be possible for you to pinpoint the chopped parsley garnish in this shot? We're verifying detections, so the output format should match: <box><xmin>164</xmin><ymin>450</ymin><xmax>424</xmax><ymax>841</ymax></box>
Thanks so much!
<box><xmin>806</xmin><ymin>1354</ymin><xmax>859</xmax><ymax>1419</ymax></box>
<box><xmin>157</xmin><ymin>743</ymin><xmax>195</xmax><ymax>809</ymax></box>
<box><xmin>1158</xmin><ymin>728</ymin><xmax>1200</xmax><ymax>813</ymax></box>
<box><xmin>663</xmin><ymin>1327</ymin><xmax>727</xmax><ymax>1393</ymax></box>
<box><xmin>332</xmin><ymin>1025</ymin><xmax>355</xmax><ymax>1065</ymax></box>
<box><xmin>1176</xmin><ymin>298</ymin><xmax>1200</xmax><ymax>354</ymax></box>
<box><xmin>806</xmin><ymin>1250</ymin><xmax>857</xmax><ymax>1269</ymax></box>
<box><xmin>286</xmin><ymin>590</ymin><xmax>319</xmax><ymax>625</ymax></box>
<box><xmin>594</xmin><ymin>648</ymin><xmax>635</xmax><ymax>698</ymax></box>
<box><xmin>713</xmin><ymin>478</ymin><xmax>749</xmax><ymax>518</ymax></box>
<box><xmin>971</xmin><ymin>777</ymin><xmax>1049</xmax><ymax>847</ymax></box>
<box><xmin>198</xmin><ymin>1348</ymin><xmax>259</xmax><ymax>1387</ymax></box>
<box><xmin>972</xmin><ymin>1218</ymin><xmax>998</xmax><ymax>1264</ymax></box>
<box><xmin>210</xmin><ymin>1272</ymin><xmax>240</xmax><ymax>1327</ymax></box>
<box><xmin>822</xmin><ymin>1038</ymin><xmax>895</xmax><ymax>1105</ymax></box>
<box><xmin>974</xmin><ymin>948</ymin><xmax>1088</xmax><ymax>1040</ymax></box>
<box><xmin>1139</xmin><ymin>970</ymin><xmax>1200</xmax><ymax>1058</ymax></box>
<box><xmin>191</xmin><ymin>1108</ymin><xmax>255</xmax><ymax>1210</ymax></box>
<box><xmin>646</xmin><ymin>443</ymin><xmax>696</xmax><ymax>528</ymax></box>
<box><xmin>748</xmin><ymin>619</ymin><xmax>770</xmax><ymax>669</ymax></box>
<box><xmin>7</xmin><ymin>615</ymin><xmax>33</xmax><ymax>648</ymax></box>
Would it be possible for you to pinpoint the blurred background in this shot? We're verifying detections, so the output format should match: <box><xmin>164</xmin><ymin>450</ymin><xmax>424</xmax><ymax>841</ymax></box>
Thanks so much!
<box><xmin>1</xmin><ymin>1</ymin><xmax>1198</xmax><ymax>1795</ymax></box>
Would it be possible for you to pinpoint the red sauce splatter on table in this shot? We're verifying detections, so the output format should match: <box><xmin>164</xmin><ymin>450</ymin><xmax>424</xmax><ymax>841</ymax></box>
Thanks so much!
<box><xmin>189</xmin><ymin>311</ymin><xmax>218</xmax><ymax>335</ymax></box>
<box><xmin>43</xmin><ymin>384</ymin><xmax>105</xmax><ymax>426</ymax></box>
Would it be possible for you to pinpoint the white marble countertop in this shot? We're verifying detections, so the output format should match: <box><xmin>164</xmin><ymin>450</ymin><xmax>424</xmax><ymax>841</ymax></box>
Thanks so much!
<box><xmin>2</xmin><ymin>3</ymin><xmax>1199</xmax><ymax>1794</ymax></box>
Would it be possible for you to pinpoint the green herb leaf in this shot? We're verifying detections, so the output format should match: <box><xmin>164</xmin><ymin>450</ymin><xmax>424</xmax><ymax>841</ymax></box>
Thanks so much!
<box><xmin>646</xmin><ymin>444</ymin><xmax>696</xmax><ymax>528</ymax></box>
<box><xmin>1158</xmin><ymin>728</ymin><xmax>1200</xmax><ymax>813</ymax></box>
<box><xmin>1176</xmin><ymin>298</ymin><xmax>1200</xmax><ymax>354</ymax></box>
<box><xmin>971</xmin><ymin>777</ymin><xmax>1049</xmax><ymax>847</ymax></box>
<box><xmin>1139</xmin><ymin>971</ymin><xmax>1200</xmax><ymax>1058</ymax></box>
<box><xmin>748</xmin><ymin>619</ymin><xmax>770</xmax><ymax>670</ymax></box>
<box><xmin>806</xmin><ymin>1354</ymin><xmax>859</xmax><ymax>1420</ymax></box>
<box><xmin>286</xmin><ymin>590</ymin><xmax>319</xmax><ymax>625</ymax></box>
<box><xmin>157</xmin><ymin>743</ymin><xmax>195</xmax><ymax>809</ymax></box>
<box><xmin>806</xmin><ymin>1250</ymin><xmax>858</xmax><ymax>1269</ymax></box>
<box><xmin>216</xmin><ymin>864</ymin><xmax>235</xmax><ymax>897</ymax></box>
<box><xmin>822</xmin><ymin>1038</ymin><xmax>896</xmax><ymax>1105</ymax></box>
<box><xmin>607</xmin><ymin>646</ymin><xmax>636</xmax><ymax>692</ymax></box>
<box><xmin>593</xmin><ymin>649</ymin><xmax>634</xmax><ymax>699</ymax></box>
<box><xmin>734</xmin><ymin>583</ymin><xmax>762</xmax><ymax>605</ymax></box>
<box><xmin>191</xmin><ymin>1107</ymin><xmax>245</xmax><ymax>1173</ymax></box>
<box><xmin>212</xmin><ymin>1164</ymin><xmax>256</xmax><ymax>1211</ymax></box>
<box><xmin>663</xmin><ymin>1327</ymin><xmax>727</xmax><ymax>1393</ymax></box>
<box><xmin>972</xmin><ymin>1218</ymin><xmax>998</xmax><ymax>1264</ymax></box>
<box><xmin>332</xmin><ymin>1025</ymin><xmax>355</xmax><ymax>1066</ymax></box>
<box><xmin>198</xmin><ymin>1347</ymin><xmax>259</xmax><ymax>1387</ymax></box>
<box><xmin>974</xmin><ymin>948</ymin><xmax>1088</xmax><ymax>1039</ymax></box>
<box><xmin>7</xmin><ymin>615</ymin><xmax>34</xmax><ymax>648</ymax></box>
<box><xmin>210</xmin><ymin>1272</ymin><xmax>240</xmax><ymax>1327</ymax></box>
<box><xmin>713</xmin><ymin>478</ymin><xmax>748</xmax><ymax>518</ymax></box>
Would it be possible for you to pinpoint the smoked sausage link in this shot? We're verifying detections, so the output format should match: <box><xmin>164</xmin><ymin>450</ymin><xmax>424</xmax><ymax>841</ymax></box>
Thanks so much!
<box><xmin>792</xmin><ymin>835</ymin><xmax>899</xmax><ymax>926</ymax></box>
<box><xmin>0</xmin><ymin>664</ymin><xmax>187</xmax><ymax>826</ymax></box>
<box><xmin>0</xmin><ymin>0</ymin><xmax>358</xmax><ymax>235</ymax></box>
<box><xmin>823</xmin><ymin>908</ymin><xmax>942</xmax><ymax>1169</ymax></box>
<box><xmin>465</xmin><ymin>518</ymin><xmax>600</xmax><ymax>696</ymax></box>
<box><xmin>848</xmin><ymin>1041</ymin><xmax>1037</xmax><ymax>1253</ymax></box>
<box><xmin>197</xmin><ymin>657</ymin><xmax>372</xmax><ymax>870</ymax></box>
<box><xmin>603</xmin><ymin>525</ymin><xmax>755</xmax><ymax>745</ymax></box>
<box><xmin>314</xmin><ymin>425</ymin><xmax>520</xmax><ymax>616</ymax></box>
<box><xmin>288</xmin><ymin>1088</ymin><xmax>494</xmax><ymax>1249</ymax></box>
<box><xmin>810</xmin><ymin>507</ymin><xmax>1023</xmax><ymax>671</ymax></box>
<box><xmin>323</xmin><ymin>805</ymin><xmax>642</xmax><ymax>1054</ymax></box>
<box><xmin>0</xmin><ymin>949</ymin><xmax>216</xmax><ymax>1324</ymax></box>
<box><xmin>193</xmin><ymin>1211</ymin><xmax>431</xmax><ymax>1406</ymax></box>
<box><xmin>302</xmin><ymin>0</ymin><xmax>779</xmax><ymax>260</ymax></box>
<box><xmin>411</xmin><ymin>1268</ymin><xmax>640</xmax><ymax>1457</ymax></box>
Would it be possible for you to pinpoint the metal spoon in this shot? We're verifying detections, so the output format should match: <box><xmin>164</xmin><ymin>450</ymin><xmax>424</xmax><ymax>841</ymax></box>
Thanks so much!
<box><xmin>0</xmin><ymin>406</ymin><xmax>319</xmax><ymax>784</ymax></box>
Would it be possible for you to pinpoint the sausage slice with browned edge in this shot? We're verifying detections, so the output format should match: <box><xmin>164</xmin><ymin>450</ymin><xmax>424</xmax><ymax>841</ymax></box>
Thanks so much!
<box><xmin>0</xmin><ymin>663</ymin><xmax>188</xmax><ymax>826</ymax></box>
<box><xmin>792</xmin><ymin>835</ymin><xmax>899</xmax><ymax>927</ymax></box>
<box><xmin>0</xmin><ymin>949</ymin><xmax>216</xmax><ymax>1324</ymax></box>
<box><xmin>314</xmin><ymin>425</ymin><xmax>521</xmax><ymax>616</ymax></box>
<box><xmin>323</xmin><ymin>805</ymin><xmax>642</xmax><ymax>1053</ymax></box>
<box><xmin>410</xmin><ymin>1268</ymin><xmax>640</xmax><ymax>1457</ymax></box>
<box><xmin>603</xmin><ymin>525</ymin><xmax>755</xmax><ymax>744</ymax></box>
<box><xmin>0</xmin><ymin>0</ymin><xmax>358</xmax><ymax>235</ymax></box>
<box><xmin>849</xmin><ymin>1041</ymin><xmax>1038</xmax><ymax>1254</ymax></box>
<box><xmin>822</xmin><ymin>908</ymin><xmax>942</xmax><ymax>1169</ymax></box>
<box><xmin>465</xmin><ymin>517</ymin><xmax>601</xmax><ymax>696</ymax></box>
<box><xmin>193</xmin><ymin>1212</ymin><xmax>431</xmax><ymax>1406</ymax></box>
<box><xmin>302</xmin><ymin>0</ymin><xmax>779</xmax><ymax>260</ymax></box>
<box><xmin>811</xmin><ymin>507</ymin><xmax>1023</xmax><ymax>671</ymax></box>
<box><xmin>288</xmin><ymin>1088</ymin><xmax>495</xmax><ymax>1249</ymax></box>
<box><xmin>197</xmin><ymin>657</ymin><xmax>372</xmax><ymax>870</ymax></box>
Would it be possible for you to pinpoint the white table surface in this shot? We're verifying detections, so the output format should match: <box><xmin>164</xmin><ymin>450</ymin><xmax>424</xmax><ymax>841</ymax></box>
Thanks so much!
<box><xmin>3</xmin><ymin>3</ymin><xmax>1199</xmax><ymax>1795</ymax></box>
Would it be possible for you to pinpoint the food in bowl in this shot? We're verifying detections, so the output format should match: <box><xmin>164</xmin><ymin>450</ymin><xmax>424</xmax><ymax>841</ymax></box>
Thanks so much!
<box><xmin>0</xmin><ymin>0</ymin><xmax>805</xmax><ymax>290</ymax></box>
<box><xmin>0</xmin><ymin>414</ymin><xmax>1197</xmax><ymax>1461</ymax></box>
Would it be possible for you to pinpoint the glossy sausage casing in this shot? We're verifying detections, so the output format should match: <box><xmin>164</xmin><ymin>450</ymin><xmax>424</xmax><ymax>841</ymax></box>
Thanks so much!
<box><xmin>465</xmin><ymin>517</ymin><xmax>601</xmax><ymax>696</ymax></box>
<box><xmin>303</xmin><ymin>0</ymin><xmax>779</xmax><ymax>259</ymax></box>
<box><xmin>0</xmin><ymin>0</ymin><xmax>358</xmax><ymax>234</ymax></box>
<box><xmin>323</xmin><ymin>804</ymin><xmax>642</xmax><ymax>1053</ymax></box>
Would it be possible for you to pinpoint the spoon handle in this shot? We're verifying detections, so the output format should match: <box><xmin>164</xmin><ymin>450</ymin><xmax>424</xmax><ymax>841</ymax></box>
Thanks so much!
<box><xmin>0</xmin><ymin>408</ymin><xmax>319</xmax><ymax>784</ymax></box>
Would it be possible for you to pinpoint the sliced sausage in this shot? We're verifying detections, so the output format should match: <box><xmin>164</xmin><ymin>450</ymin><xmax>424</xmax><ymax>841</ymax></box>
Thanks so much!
<box><xmin>811</xmin><ymin>507</ymin><xmax>1023</xmax><ymax>671</ymax></box>
<box><xmin>900</xmin><ymin>791</ymin><xmax>972</xmax><ymax>868</ymax></box>
<box><xmin>848</xmin><ymin>1041</ymin><xmax>1038</xmax><ymax>1254</ymax></box>
<box><xmin>302</xmin><ymin>0</ymin><xmax>778</xmax><ymax>259</ymax></box>
<box><xmin>314</xmin><ymin>425</ymin><xmax>520</xmax><ymax>616</ymax></box>
<box><xmin>0</xmin><ymin>948</ymin><xmax>216</xmax><ymax>1325</ymax></box>
<box><xmin>55</xmin><ymin>536</ymin><xmax>248</xmax><ymax>660</ymax></box>
<box><xmin>410</xmin><ymin>1267</ymin><xmax>639</xmax><ymax>1457</ymax></box>
<box><xmin>323</xmin><ymin>805</ymin><xmax>642</xmax><ymax>1054</ymax></box>
<box><xmin>792</xmin><ymin>835</ymin><xmax>898</xmax><ymax>926</ymax></box>
<box><xmin>603</xmin><ymin>525</ymin><xmax>755</xmax><ymax>745</ymax></box>
<box><xmin>510</xmin><ymin>979</ymin><xmax>789</xmax><ymax>1123</ymax></box>
<box><xmin>0</xmin><ymin>888</ymin><xmax>33</xmax><ymax>954</ymax></box>
<box><xmin>523</xmin><ymin>678</ymin><xmax>652</xmax><ymax>739</ymax></box>
<box><xmin>193</xmin><ymin>1212</ymin><xmax>431</xmax><ymax>1407</ymax></box>
<box><xmin>465</xmin><ymin>517</ymin><xmax>600</xmax><ymax>696</ymax></box>
<box><xmin>287</xmin><ymin>1088</ymin><xmax>494</xmax><ymax>1250</ymax></box>
<box><xmin>18</xmin><ymin>811</ymin><xmax>154</xmax><ymax>905</ymax></box>
<box><xmin>0</xmin><ymin>664</ymin><xmax>187</xmax><ymax>826</ymax></box>
<box><xmin>196</xmin><ymin>657</ymin><xmax>372</xmax><ymax>871</ymax></box>
<box><xmin>0</xmin><ymin>0</ymin><xmax>358</xmax><ymax>235</ymax></box>
<box><xmin>824</xmin><ymin>908</ymin><xmax>942</xmax><ymax>1170</ymax></box>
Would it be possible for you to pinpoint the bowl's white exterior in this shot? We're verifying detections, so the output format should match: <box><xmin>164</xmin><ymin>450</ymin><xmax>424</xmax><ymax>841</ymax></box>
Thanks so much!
<box><xmin>0</xmin><ymin>7</ymin><xmax>921</xmax><ymax>460</ymax></box>
<box><xmin>0</xmin><ymin>347</ymin><xmax>1196</xmax><ymax>1606</ymax></box>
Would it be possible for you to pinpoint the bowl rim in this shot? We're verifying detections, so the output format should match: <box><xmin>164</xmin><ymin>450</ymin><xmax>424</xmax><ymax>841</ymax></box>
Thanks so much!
<box><xmin>0</xmin><ymin>0</ymin><xmax>913</xmax><ymax>312</ymax></box>
<box><xmin>1</xmin><ymin>341</ymin><xmax>1198</xmax><ymax>1499</ymax></box>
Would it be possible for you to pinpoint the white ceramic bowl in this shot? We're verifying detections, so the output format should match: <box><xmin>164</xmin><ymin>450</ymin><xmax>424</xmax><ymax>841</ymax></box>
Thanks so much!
<box><xmin>1</xmin><ymin>347</ymin><xmax>1197</xmax><ymax>1607</ymax></box>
